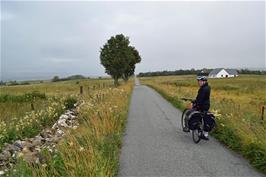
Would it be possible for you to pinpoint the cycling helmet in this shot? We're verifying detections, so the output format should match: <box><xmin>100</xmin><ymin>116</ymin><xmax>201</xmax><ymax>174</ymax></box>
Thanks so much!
<box><xmin>196</xmin><ymin>75</ymin><xmax>208</xmax><ymax>81</ymax></box>
<box><xmin>197</xmin><ymin>71</ymin><xmax>208</xmax><ymax>81</ymax></box>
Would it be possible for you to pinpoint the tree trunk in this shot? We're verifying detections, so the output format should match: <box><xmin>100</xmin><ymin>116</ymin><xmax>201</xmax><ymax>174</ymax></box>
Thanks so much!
<box><xmin>122</xmin><ymin>74</ymin><xmax>129</xmax><ymax>82</ymax></box>
<box><xmin>114</xmin><ymin>78</ymin><xmax>119</xmax><ymax>87</ymax></box>
<box><xmin>124</xmin><ymin>77</ymin><xmax>129</xmax><ymax>82</ymax></box>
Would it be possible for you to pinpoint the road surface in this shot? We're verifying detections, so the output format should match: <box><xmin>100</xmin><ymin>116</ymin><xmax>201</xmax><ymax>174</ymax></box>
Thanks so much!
<box><xmin>118</xmin><ymin>78</ymin><xmax>264</xmax><ymax>177</ymax></box>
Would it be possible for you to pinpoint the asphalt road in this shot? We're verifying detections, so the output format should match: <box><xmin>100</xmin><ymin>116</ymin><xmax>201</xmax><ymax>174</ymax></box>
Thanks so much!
<box><xmin>118</xmin><ymin>78</ymin><xmax>264</xmax><ymax>177</ymax></box>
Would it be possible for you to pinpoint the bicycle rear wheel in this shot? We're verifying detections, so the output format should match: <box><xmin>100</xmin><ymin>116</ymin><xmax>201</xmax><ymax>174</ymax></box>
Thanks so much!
<box><xmin>181</xmin><ymin>109</ymin><xmax>189</xmax><ymax>129</ymax></box>
<box><xmin>192</xmin><ymin>128</ymin><xmax>201</xmax><ymax>144</ymax></box>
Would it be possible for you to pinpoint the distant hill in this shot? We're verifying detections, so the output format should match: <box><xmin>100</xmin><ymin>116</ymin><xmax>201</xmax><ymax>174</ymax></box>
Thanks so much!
<box><xmin>51</xmin><ymin>75</ymin><xmax>88</xmax><ymax>82</ymax></box>
<box><xmin>0</xmin><ymin>75</ymin><xmax>89</xmax><ymax>86</ymax></box>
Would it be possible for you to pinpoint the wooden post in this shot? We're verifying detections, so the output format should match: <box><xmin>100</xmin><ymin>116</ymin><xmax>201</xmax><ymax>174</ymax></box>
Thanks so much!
<box><xmin>80</xmin><ymin>86</ymin><xmax>83</xmax><ymax>95</ymax></box>
<box><xmin>31</xmin><ymin>102</ymin><xmax>35</xmax><ymax>110</ymax></box>
<box><xmin>262</xmin><ymin>106</ymin><xmax>265</xmax><ymax>121</ymax></box>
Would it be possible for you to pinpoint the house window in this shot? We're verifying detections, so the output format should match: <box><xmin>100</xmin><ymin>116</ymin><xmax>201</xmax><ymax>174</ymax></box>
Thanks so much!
<box><xmin>221</xmin><ymin>75</ymin><xmax>223</xmax><ymax>77</ymax></box>
<box><xmin>226</xmin><ymin>75</ymin><xmax>228</xmax><ymax>78</ymax></box>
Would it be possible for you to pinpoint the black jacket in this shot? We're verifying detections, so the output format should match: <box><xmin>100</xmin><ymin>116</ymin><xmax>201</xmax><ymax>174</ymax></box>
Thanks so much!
<box><xmin>195</xmin><ymin>82</ymin><xmax>211</xmax><ymax>112</ymax></box>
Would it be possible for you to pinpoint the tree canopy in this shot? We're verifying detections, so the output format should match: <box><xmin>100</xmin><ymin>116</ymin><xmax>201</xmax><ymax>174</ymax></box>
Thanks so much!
<box><xmin>100</xmin><ymin>34</ymin><xmax>141</xmax><ymax>86</ymax></box>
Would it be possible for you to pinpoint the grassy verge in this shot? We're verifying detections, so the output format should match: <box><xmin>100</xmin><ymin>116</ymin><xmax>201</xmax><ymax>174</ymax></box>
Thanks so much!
<box><xmin>147</xmin><ymin>84</ymin><xmax>185</xmax><ymax>110</ymax></box>
<box><xmin>8</xmin><ymin>81</ymin><xmax>134</xmax><ymax>176</ymax></box>
<box><xmin>142</xmin><ymin>76</ymin><xmax>266</xmax><ymax>174</ymax></box>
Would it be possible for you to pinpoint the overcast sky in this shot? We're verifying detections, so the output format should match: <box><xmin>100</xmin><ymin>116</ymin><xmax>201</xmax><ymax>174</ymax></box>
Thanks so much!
<box><xmin>1</xmin><ymin>1</ymin><xmax>265</xmax><ymax>81</ymax></box>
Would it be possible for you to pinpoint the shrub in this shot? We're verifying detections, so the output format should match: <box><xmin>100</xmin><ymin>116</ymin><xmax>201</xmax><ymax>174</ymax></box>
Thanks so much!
<box><xmin>0</xmin><ymin>92</ymin><xmax>46</xmax><ymax>103</ymax></box>
<box><xmin>211</xmin><ymin>125</ymin><xmax>242</xmax><ymax>151</ymax></box>
<box><xmin>64</xmin><ymin>97</ymin><xmax>77</xmax><ymax>110</ymax></box>
<box><xmin>244</xmin><ymin>143</ymin><xmax>266</xmax><ymax>173</ymax></box>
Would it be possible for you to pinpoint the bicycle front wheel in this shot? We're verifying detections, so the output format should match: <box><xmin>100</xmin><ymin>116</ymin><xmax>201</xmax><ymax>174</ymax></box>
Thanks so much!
<box><xmin>192</xmin><ymin>129</ymin><xmax>201</xmax><ymax>144</ymax></box>
<box><xmin>181</xmin><ymin>109</ymin><xmax>189</xmax><ymax>129</ymax></box>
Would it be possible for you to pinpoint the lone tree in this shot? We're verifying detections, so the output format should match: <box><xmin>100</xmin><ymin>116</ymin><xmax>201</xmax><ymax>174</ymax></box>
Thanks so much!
<box><xmin>51</xmin><ymin>76</ymin><xmax>60</xmax><ymax>82</ymax></box>
<box><xmin>100</xmin><ymin>34</ymin><xmax>141</xmax><ymax>86</ymax></box>
<box><xmin>122</xmin><ymin>46</ymin><xmax>141</xmax><ymax>81</ymax></box>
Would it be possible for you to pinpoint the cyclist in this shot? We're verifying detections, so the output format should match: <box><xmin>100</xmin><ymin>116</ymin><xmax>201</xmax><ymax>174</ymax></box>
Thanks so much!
<box><xmin>183</xmin><ymin>74</ymin><xmax>211</xmax><ymax>140</ymax></box>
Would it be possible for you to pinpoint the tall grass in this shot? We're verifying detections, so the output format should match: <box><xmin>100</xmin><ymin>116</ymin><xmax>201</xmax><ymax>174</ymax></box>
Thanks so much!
<box><xmin>5</xmin><ymin>79</ymin><xmax>133</xmax><ymax>176</ymax></box>
<box><xmin>140</xmin><ymin>75</ymin><xmax>266</xmax><ymax>173</ymax></box>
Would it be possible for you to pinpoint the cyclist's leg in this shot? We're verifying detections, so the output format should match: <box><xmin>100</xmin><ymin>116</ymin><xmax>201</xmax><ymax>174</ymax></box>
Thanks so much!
<box><xmin>185</xmin><ymin>109</ymin><xmax>195</xmax><ymax>128</ymax></box>
<box><xmin>202</xmin><ymin>108</ymin><xmax>209</xmax><ymax>130</ymax></box>
<box><xmin>183</xmin><ymin>109</ymin><xmax>193</xmax><ymax>132</ymax></box>
<box><xmin>202</xmin><ymin>110</ymin><xmax>209</xmax><ymax>139</ymax></box>
<box><xmin>185</xmin><ymin>110</ymin><xmax>191</xmax><ymax>127</ymax></box>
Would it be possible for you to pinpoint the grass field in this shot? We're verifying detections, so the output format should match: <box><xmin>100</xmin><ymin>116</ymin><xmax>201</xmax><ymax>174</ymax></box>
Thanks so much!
<box><xmin>0</xmin><ymin>79</ymin><xmax>110</xmax><ymax>149</ymax></box>
<box><xmin>0</xmin><ymin>79</ymin><xmax>133</xmax><ymax>176</ymax></box>
<box><xmin>140</xmin><ymin>75</ymin><xmax>266</xmax><ymax>173</ymax></box>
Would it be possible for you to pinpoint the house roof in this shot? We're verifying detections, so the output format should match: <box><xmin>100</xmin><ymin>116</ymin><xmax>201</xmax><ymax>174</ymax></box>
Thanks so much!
<box><xmin>209</xmin><ymin>68</ymin><xmax>223</xmax><ymax>75</ymax></box>
<box><xmin>209</xmin><ymin>68</ymin><xmax>238</xmax><ymax>75</ymax></box>
<box><xmin>225</xmin><ymin>69</ymin><xmax>238</xmax><ymax>75</ymax></box>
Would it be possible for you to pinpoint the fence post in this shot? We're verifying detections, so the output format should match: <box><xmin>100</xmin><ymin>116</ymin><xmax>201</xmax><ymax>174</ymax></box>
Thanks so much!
<box><xmin>80</xmin><ymin>86</ymin><xmax>83</xmax><ymax>95</ymax></box>
<box><xmin>31</xmin><ymin>102</ymin><xmax>35</xmax><ymax>110</ymax></box>
<box><xmin>262</xmin><ymin>106</ymin><xmax>265</xmax><ymax>121</ymax></box>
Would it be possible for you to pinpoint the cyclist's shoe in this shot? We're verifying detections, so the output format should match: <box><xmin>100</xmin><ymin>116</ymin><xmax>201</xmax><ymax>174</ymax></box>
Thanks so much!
<box><xmin>183</xmin><ymin>127</ymin><xmax>190</xmax><ymax>132</ymax></box>
<box><xmin>200</xmin><ymin>134</ymin><xmax>209</xmax><ymax>141</ymax></box>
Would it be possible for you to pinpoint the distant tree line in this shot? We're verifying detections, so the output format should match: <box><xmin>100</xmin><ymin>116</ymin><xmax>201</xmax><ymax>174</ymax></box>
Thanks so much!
<box><xmin>138</xmin><ymin>69</ymin><xmax>266</xmax><ymax>77</ymax></box>
<box><xmin>51</xmin><ymin>75</ymin><xmax>88</xmax><ymax>82</ymax></box>
<box><xmin>0</xmin><ymin>81</ymin><xmax>5</xmax><ymax>86</ymax></box>
<box><xmin>0</xmin><ymin>80</ymin><xmax>31</xmax><ymax>86</ymax></box>
<box><xmin>138</xmin><ymin>69</ymin><xmax>211</xmax><ymax>77</ymax></box>
<box><xmin>237</xmin><ymin>69</ymin><xmax>266</xmax><ymax>75</ymax></box>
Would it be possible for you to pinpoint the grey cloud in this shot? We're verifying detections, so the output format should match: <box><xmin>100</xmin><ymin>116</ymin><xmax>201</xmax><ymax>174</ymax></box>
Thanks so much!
<box><xmin>1</xmin><ymin>1</ymin><xmax>265</xmax><ymax>81</ymax></box>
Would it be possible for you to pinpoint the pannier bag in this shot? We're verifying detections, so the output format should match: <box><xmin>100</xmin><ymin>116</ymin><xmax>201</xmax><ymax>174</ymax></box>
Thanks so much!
<box><xmin>203</xmin><ymin>113</ymin><xmax>216</xmax><ymax>132</ymax></box>
<box><xmin>187</xmin><ymin>111</ymin><xmax>202</xmax><ymax>130</ymax></box>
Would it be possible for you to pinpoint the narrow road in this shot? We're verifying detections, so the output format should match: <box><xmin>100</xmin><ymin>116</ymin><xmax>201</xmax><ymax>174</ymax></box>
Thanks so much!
<box><xmin>118</xmin><ymin>78</ymin><xmax>264</xmax><ymax>177</ymax></box>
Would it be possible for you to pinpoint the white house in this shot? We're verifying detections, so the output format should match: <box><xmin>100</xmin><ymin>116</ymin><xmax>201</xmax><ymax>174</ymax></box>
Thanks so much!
<box><xmin>208</xmin><ymin>68</ymin><xmax>238</xmax><ymax>78</ymax></box>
